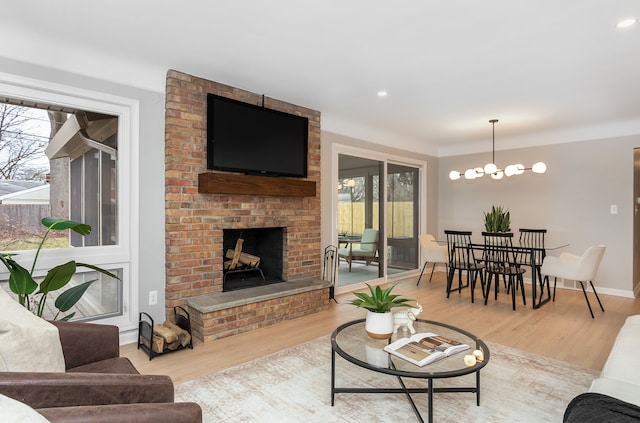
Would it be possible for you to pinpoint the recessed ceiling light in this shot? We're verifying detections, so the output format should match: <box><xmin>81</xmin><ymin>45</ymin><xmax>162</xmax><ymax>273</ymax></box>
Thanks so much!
<box><xmin>617</xmin><ymin>18</ymin><xmax>637</xmax><ymax>28</ymax></box>
<box><xmin>377</xmin><ymin>91</ymin><xmax>388</xmax><ymax>98</ymax></box>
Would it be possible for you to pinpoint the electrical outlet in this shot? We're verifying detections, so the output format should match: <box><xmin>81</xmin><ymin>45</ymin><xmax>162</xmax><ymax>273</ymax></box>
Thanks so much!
<box><xmin>610</xmin><ymin>204</ymin><xmax>618</xmax><ymax>215</ymax></box>
<box><xmin>148</xmin><ymin>290</ymin><xmax>158</xmax><ymax>305</ymax></box>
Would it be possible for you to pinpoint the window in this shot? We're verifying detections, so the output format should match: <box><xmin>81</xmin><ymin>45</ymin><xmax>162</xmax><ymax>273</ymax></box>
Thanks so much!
<box><xmin>0</xmin><ymin>73</ymin><xmax>137</xmax><ymax>331</ymax></box>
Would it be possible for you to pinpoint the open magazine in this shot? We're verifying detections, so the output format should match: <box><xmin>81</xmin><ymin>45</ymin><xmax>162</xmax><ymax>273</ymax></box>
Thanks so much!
<box><xmin>384</xmin><ymin>332</ymin><xmax>470</xmax><ymax>367</ymax></box>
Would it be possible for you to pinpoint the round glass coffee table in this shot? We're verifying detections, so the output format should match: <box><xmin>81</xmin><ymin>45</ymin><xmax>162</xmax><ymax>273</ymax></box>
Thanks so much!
<box><xmin>331</xmin><ymin>318</ymin><xmax>490</xmax><ymax>423</ymax></box>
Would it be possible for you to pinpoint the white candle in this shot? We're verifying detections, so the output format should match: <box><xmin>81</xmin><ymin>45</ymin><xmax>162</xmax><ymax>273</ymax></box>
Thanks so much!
<box><xmin>464</xmin><ymin>354</ymin><xmax>477</xmax><ymax>366</ymax></box>
<box><xmin>473</xmin><ymin>349</ymin><xmax>484</xmax><ymax>362</ymax></box>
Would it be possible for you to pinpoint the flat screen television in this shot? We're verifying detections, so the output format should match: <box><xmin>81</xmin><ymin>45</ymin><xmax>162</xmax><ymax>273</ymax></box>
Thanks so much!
<box><xmin>206</xmin><ymin>93</ymin><xmax>309</xmax><ymax>177</ymax></box>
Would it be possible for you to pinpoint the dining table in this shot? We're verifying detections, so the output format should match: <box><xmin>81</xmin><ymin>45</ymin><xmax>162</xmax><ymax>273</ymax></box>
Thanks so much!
<box><xmin>464</xmin><ymin>241</ymin><xmax>569</xmax><ymax>309</ymax></box>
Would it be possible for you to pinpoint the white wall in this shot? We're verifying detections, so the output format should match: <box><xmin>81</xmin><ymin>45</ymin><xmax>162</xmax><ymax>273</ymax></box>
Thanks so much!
<box><xmin>439</xmin><ymin>134</ymin><xmax>640</xmax><ymax>296</ymax></box>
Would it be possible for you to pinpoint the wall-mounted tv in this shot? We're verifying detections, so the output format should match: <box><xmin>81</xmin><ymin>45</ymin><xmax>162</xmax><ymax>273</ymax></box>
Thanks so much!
<box><xmin>206</xmin><ymin>93</ymin><xmax>309</xmax><ymax>178</ymax></box>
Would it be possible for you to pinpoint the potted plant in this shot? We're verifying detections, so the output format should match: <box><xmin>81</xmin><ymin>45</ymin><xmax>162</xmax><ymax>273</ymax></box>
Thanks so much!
<box><xmin>484</xmin><ymin>206</ymin><xmax>511</xmax><ymax>232</ymax></box>
<box><xmin>350</xmin><ymin>284</ymin><xmax>414</xmax><ymax>339</ymax></box>
<box><xmin>0</xmin><ymin>217</ymin><xmax>120</xmax><ymax>321</ymax></box>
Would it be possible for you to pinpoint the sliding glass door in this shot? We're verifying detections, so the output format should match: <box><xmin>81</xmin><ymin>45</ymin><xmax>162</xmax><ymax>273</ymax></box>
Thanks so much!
<box><xmin>336</xmin><ymin>153</ymin><xmax>422</xmax><ymax>287</ymax></box>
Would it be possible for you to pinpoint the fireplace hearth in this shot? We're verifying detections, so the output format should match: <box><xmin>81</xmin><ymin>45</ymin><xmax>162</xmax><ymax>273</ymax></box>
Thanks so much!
<box><xmin>222</xmin><ymin>227</ymin><xmax>285</xmax><ymax>292</ymax></box>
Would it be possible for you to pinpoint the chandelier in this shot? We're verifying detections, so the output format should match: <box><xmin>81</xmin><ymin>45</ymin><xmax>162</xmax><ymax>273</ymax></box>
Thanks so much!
<box><xmin>449</xmin><ymin>119</ymin><xmax>547</xmax><ymax>181</ymax></box>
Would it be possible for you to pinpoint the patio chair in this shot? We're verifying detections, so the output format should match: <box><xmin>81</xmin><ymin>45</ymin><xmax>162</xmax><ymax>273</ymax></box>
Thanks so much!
<box><xmin>338</xmin><ymin>228</ymin><xmax>379</xmax><ymax>272</ymax></box>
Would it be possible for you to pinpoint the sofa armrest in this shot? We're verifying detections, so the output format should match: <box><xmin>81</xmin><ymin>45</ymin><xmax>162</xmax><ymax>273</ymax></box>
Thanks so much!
<box><xmin>0</xmin><ymin>372</ymin><xmax>174</xmax><ymax>408</ymax></box>
<box><xmin>37</xmin><ymin>402</ymin><xmax>202</xmax><ymax>423</ymax></box>
<box><xmin>48</xmin><ymin>321</ymin><xmax>120</xmax><ymax>370</ymax></box>
<box><xmin>564</xmin><ymin>392</ymin><xmax>640</xmax><ymax>423</ymax></box>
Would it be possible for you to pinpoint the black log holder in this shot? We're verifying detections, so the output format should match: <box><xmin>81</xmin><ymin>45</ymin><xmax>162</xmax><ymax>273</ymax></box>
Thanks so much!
<box><xmin>137</xmin><ymin>305</ymin><xmax>193</xmax><ymax>361</ymax></box>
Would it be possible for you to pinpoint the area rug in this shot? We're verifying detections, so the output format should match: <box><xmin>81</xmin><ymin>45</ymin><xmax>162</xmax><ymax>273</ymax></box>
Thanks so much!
<box><xmin>175</xmin><ymin>335</ymin><xmax>598</xmax><ymax>422</ymax></box>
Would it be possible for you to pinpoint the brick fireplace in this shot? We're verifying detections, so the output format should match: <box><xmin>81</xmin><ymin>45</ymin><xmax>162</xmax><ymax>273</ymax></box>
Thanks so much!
<box><xmin>164</xmin><ymin>70</ymin><xmax>328</xmax><ymax>341</ymax></box>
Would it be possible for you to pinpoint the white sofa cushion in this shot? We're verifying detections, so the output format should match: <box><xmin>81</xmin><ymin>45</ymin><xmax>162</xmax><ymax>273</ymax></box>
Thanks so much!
<box><xmin>0</xmin><ymin>287</ymin><xmax>65</xmax><ymax>372</ymax></box>
<box><xmin>0</xmin><ymin>394</ymin><xmax>51</xmax><ymax>422</ymax></box>
<box><xmin>590</xmin><ymin>377</ymin><xmax>640</xmax><ymax>407</ymax></box>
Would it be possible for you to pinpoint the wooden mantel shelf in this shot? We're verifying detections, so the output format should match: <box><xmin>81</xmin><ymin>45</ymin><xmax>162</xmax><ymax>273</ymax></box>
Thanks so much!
<box><xmin>198</xmin><ymin>172</ymin><xmax>316</xmax><ymax>197</ymax></box>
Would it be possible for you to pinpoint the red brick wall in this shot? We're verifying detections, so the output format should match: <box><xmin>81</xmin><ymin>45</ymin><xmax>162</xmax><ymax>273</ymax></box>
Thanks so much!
<box><xmin>164</xmin><ymin>70</ymin><xmax>322</xmax><ymax>316</ymax></box>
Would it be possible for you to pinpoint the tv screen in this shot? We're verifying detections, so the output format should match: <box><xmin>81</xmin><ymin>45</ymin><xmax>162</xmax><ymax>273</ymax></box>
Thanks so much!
<box><xmin>206</xmin><ymin>94</ymin><xmax>309</xmax><ymax>177</ymax></box>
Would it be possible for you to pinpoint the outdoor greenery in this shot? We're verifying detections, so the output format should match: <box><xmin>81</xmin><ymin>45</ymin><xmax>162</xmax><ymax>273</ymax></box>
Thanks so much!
<box><xmin>349</xmin><ymin>284</ymin><xmax>414</xmax><ymax>313</ymax></box>
<box><xmin>0</xmin><ymin>217</ymin><xmax>119</xmax><ymax>320</ymax></box>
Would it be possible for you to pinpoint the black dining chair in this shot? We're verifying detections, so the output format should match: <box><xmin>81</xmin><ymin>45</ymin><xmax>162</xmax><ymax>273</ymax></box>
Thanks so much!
<box><xmin>444</xmin><ymin>230</ymin><xmax>485</xmax><ymax>303</ymax></box>
<box><xmin>482</xmin><ymin>231</ymin><xmax>527</xmax><ymax>311</ymax></box>
<box><xmin>516</xmin><ymin>228</ymin><xmax>547</xmax><ymax>284</ymax></box>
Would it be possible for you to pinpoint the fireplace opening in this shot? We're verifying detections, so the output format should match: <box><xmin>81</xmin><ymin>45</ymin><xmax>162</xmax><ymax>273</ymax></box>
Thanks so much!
<box><xmin>222</xmin><ymin>227</ymin><xmax>285</xmax><ymax>292</ymax></box>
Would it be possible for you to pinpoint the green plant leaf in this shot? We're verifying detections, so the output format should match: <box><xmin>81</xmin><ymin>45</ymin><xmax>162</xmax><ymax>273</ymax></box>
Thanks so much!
<box><xmin>41</xmin><ymin>217</ymin><xmax>91</xmax><ymax>236</ymax></box>
<box><xmin>39</xmin><ymin>261</ymin><xmax>76</xmax><ymax>294</ymax></box>
<box><xmin>54</xmin><ymin>280</ymin><xmax>96</xmax><ymax>313</ymax></box>
<box><xmin>1</xmin><ymin>255</ymin><xmax>38</xmax><ymax>295</ymax></box>
<box><xmin>76</xmin><ymin>263</ymin><xmax>121</xmax><ymax>280</ymax></box>
<box><xmin>350</xmin><ymin>284</ymin><xmax>414</xmax><ymax>313</ymax></box>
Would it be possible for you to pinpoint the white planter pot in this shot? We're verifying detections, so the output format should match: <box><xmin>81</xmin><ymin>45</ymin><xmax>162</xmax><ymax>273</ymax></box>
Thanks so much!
<box><xmin>365</xmin><ymin>310</ymin><xmax>394</xmax><ymax>339</ymax></box>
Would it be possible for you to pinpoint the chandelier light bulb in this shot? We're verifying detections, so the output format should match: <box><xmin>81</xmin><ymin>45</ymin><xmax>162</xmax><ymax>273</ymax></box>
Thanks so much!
<box><xmin>532</xmin><ymin>162</ymin><xmax>547</xmax><ymax>174</ymax></box>
<box><xmin>514</xmin><ymin>164</ymin><xmax>525</xmax><ymax>175</ymax></box>
<box><xmin>464</xmin><ymin>169</ymin><xmax>477</xmax><ymax>180</ymax></box>
<box><xmin>474</xmin><ymin>167</ymin><xmax>484</xmax><ymax>177</ymax></box>
<box><xmin>491</xmin><ymin>170</ymin><xmax>504</xmax><ymax>180</ymax></box>
<box><xmin>484</xmin><ymin>163</ymin><xmax>497</xmax><ymax>174</ymax></box>
<box><xmin>504</xmin><ymin>164</ymin><xmax>517</xmax><ymax>177</ymax></box>
<box><xmin>449</xmin><ymin>170</ymin><xmax>461</xmax><ymax>180</ymax></box>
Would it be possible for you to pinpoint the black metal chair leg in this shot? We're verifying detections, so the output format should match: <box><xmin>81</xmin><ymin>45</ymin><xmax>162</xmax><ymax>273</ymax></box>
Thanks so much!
<box><xmin>577</xmin><ymin>281</ymin><xmax>595</xmax><ymax>318</ymax></box>
<box><xmin>510</xmin><ymin>276</ymin><xmax>516</xmax><ymax>311</ymax></box>
<box><xmin>552</xmin><ymin>277</ymin><xmax>557</xmax><ymax>302</ymax></box>
<box><xmin>417</xmin><ymin>261</ymin><xmax>427</xmax><ymax>285</ymax></box>
<box><xmin>539</xmin><ymin>274</ymin><xmax>550</xmax><ymax>303</ymax></box>
<box><xmin>484</xmin><ymin>274</ymin><xmax>492</xmax><ymax>306</ymax></box>
<box><xmin>589</xmin><ymin>280</ymin><xmax>605</xmax><ymax>312</ymax></box>
<box><xmin>428</xmin><ymin>263</ymin><xmax>436</xmax><ymax>283</ymax></box>
<box><xmin>446</xmin><ymin>267</ymin><xmax>455</xmax><ymax>298</ymax></box>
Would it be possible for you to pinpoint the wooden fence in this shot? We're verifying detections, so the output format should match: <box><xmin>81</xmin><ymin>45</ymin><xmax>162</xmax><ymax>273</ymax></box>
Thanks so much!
<box><xmin>338</xmin><ymin>201</ymin><xmax>414</xmax><ymax>237</ymax></box>
<box><xmin>0</xmin><ymin>204</ymin><xmax>51</xmax><ymax>237</ymax></box>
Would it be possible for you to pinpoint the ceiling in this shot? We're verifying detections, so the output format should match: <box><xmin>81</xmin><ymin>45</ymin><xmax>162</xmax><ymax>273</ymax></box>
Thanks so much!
<box><xmin>1</xmin><ymin>0</ymin><xmax>639</xmax><ymax>157</ymax></box>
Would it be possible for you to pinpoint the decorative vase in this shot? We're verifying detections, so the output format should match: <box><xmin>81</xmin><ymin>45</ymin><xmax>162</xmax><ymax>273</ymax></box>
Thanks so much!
<box><xmin>365</xmin><ymin>310</ymin><xmax>394</xmax><ymax>339</ymax></box>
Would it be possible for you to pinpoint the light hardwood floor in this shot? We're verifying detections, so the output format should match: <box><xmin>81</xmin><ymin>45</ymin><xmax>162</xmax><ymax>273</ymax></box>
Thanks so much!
<box><xmin>121</xmin><ymin>272</ymin><xmax>640</xmax><ymax>384</ymax></box>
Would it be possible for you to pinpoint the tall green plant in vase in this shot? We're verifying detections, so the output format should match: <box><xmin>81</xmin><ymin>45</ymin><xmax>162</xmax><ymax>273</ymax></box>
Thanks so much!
<box><xmin>0</xmin><ymin>217</ymin><xmax>120</xmax><ymax>321</ymax></box>
<box><xmin>484</xmin><ymin>206</ymin><xmax>511</xmax><ymax>232</ymax></box>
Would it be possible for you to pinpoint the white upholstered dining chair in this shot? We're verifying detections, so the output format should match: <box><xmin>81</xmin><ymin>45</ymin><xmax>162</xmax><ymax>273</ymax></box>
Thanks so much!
<box><xmin>417</xmin><ymin>234</ymin><xmax>448</xmax><ymax>285</ymax></box>
<box><xmin>540</xmin><ymin>245</ymin><xmax>606</xmax><ymax>318</ymax></box>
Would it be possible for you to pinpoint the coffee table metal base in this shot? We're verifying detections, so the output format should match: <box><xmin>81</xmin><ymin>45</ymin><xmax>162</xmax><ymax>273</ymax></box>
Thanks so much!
<box><xmin>331</xmin><ymin>350</ymin><xmax>481</xmax><ymax>423</ymax></box>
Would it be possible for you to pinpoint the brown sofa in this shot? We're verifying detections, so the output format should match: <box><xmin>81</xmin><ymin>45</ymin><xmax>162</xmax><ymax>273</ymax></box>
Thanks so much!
<box><xmin>0</xmin><ymin>320</ymin><xmax>201</xmax><ymax>422</ymax></box>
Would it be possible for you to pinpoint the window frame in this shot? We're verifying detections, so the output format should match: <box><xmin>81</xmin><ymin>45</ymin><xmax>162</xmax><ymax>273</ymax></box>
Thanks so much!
<box><xmin>0</xmin><ymin>71</ymin><xmax>139</xmax><ymax>333</ymax></box>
